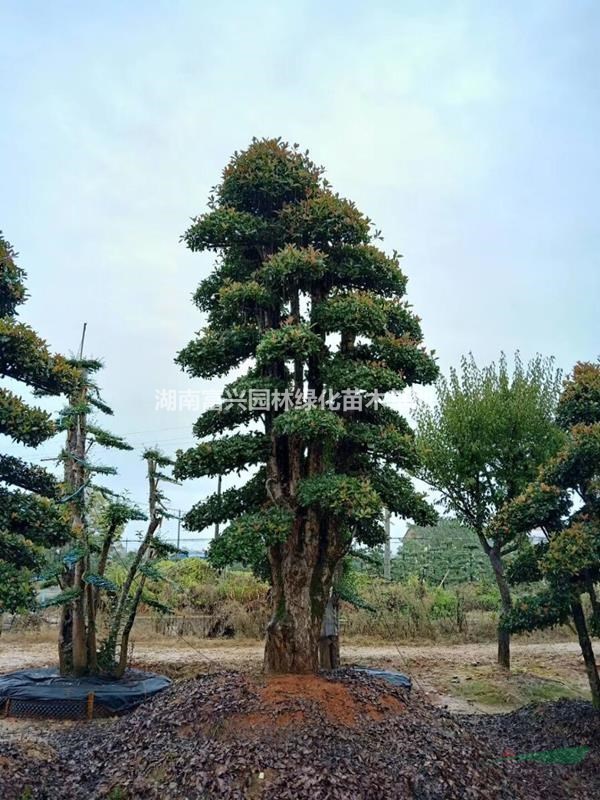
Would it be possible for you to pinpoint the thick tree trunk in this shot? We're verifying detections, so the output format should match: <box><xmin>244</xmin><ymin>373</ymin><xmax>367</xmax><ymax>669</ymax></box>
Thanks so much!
<box><xmin>264</xmin><ymin>596</ymin><xmax>322</xmax><ymax>673</ymax></box>
<box><xmin>487</xmin><ymin>544</ymin><xmax>512</xmax><ymax>670</ymax></box>
<box><xmin>571</xmin><ymin>598</ymin><xmax>600</xmax><ymax>710</ymax></box>
<box><xmin>262</xmin><ymin>283</ymin><xmax>343</xmax><ymax>674</ymax></box>
<box><xmin>264</xmin><ymin>512</ymin><xmax>337</xmax><ymax>673</ymax></box>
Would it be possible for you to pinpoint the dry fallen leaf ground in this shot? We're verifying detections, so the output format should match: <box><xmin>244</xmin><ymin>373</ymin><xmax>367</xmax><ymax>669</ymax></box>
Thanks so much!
<box><xmin>0</xmin><ymin>635</ymin><xmax>598</xmax><ymax>799</ymax></box>
<box><xmin>0</xmin><ymin>670</ymin><xmax>598</xmax><ymax>800</ymax></box>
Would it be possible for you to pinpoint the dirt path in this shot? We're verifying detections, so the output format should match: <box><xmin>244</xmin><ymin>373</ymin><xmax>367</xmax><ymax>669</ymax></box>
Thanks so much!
<box><xmin>1</xmin><ymin>636</ymin><xmax>587</xmax><ymax>670</ymax></box>
<box><xmin>1</xmin><ymin>635</ymin><xmax>594</xmax><ymax>713</ymax></box>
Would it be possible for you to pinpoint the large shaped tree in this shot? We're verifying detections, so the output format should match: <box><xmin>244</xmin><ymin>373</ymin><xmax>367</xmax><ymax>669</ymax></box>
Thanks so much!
<box><xmin>175</xmin><ymin>138</ymin><xmax>437</xmax><ymax>673</ymax></box>
<box><xmin>0</xmin><ymin>233</ymin><xmax>77</xmax><ymax>614</ymax></box>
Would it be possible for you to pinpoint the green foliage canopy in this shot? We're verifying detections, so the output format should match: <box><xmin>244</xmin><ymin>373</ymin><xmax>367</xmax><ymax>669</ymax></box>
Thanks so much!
<box><xmin>414</xmin><ymin>352</ymin><xmax>564</xmax><ymax>551</ymax></box>
<box><xmin>175</xmin><ymin>139</ymin><xmax>438</xmax><ymax>588</ymax></box>
<box><xmin>0</xmin><ymin>234</ymin><xmax>78</xmax><ymax>613</ymax></box>
<box><xmin>497</xmin><ymin>362</ymin><xmax>600</xmax><ymax>635</ymax></box>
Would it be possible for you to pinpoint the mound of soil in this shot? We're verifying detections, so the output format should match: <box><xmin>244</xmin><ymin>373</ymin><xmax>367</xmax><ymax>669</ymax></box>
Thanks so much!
<box><xmin>0</xmin><ymin>670</ymin><xmax>597</xmax><ymax>799</ymax></box>
<box><xmin>227</xmin><ymin>673</ymin><xmax>406</xmax><ymax>732</ymax></box>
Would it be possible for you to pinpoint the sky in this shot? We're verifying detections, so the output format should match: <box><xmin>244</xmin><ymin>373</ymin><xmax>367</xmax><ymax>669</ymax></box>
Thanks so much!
<box><xmin>1</xmin><ymin>0</ymin><xmax>599</xmax><ymax>549</ymax></box>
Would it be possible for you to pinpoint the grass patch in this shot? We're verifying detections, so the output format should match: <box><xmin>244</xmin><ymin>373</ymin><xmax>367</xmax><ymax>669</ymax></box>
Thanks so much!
<box><xmin>453</xmin><ymin>678</ymin><xmax>511</xmax><ymax>706</ymax></box>
<box><xmin>449</xmin><ymin>668</ymin><xmax>585</xmax><ymax>709</ymax></box>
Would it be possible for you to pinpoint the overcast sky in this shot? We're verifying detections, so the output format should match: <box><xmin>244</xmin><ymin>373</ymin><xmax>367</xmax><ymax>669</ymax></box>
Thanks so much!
<box><xmin>1</xmin><ymin>1</ymin><xmax>598</xmax><ymax>549</ymax></box>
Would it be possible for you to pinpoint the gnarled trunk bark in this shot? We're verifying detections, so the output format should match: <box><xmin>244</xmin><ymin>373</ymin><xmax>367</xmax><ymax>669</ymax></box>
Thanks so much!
<box><xmin>262</xmin><ymin>284</ymin><xmax>346</xmax><ymax>674</ymax></box>
<box><xmin>264</xmin><ymin>511</ymin><xmax>338</xmax><ymax>673</ymax></box>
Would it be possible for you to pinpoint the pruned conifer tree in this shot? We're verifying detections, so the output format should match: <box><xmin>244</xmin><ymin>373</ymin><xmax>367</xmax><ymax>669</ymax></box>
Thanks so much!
<box><xmin>175</xmin><ymin>138</ymin><xmax>438</xmax><ymax>673</ymax></box>
<box><xmin>0</xmin><ymin>234</ymin><xmax>78</xmax><ymax>615</ymax></box>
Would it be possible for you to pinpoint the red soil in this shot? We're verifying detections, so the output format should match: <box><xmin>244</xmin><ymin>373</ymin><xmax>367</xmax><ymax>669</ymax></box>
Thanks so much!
<box><xmin>227</xmin><ymin>674</ymin><xmax>405</xmax><ymax>732</ymax></box>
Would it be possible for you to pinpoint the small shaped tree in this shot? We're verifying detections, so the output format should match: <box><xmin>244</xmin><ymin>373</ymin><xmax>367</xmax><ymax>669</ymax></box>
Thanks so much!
<box><xmin>175</xmin><ymin>138</ymin><xmax>438</xmax><ymax>673</ymax></box>
<box><xmin>50</xmin><ymin>358</ymin><xmax>176</xmax><ymax>676</ymax></box>
<box><xmin>496</xmin><ymin>362</ymin><xmax>600</xmax><ymax>708</ymax></box>
<box><xmin>0</xmin><ymin>233</ymin><xmax>78</xmax><ymax>614</ymax></box>
<box><xmin>100</xmin><ymin>449</ymin><xmax>178</xmax><ymax>678</ymax></box>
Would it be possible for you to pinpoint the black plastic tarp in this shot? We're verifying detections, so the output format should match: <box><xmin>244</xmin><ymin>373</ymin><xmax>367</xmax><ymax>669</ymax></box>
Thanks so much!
<box><xmin>0</xmin><ymin>668</ymin><xmax>171</xmax><ymax>713</ymax></box>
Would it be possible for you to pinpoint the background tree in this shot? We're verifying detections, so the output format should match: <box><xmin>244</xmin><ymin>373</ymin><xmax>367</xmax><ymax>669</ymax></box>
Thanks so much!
<box><xmin>175</xmin><ymin>138</ymin><xmax>438</xmax><ymax>673</ymax></box>
<box><xmin>394</xmin><ymin>518</ymin><xmax>492</xmax><ymax>585</ymax></box>
<box><xmin>497</xmin><ymin>361</ymin><xmax>600</xmax><ymax>708</ymax></box>
<box><xmin>0</xmin><ymin>233</ymin><xmax>78</xmax><ymax>615</ymax></box>
<box><xmin>414</xmin><ymin>352</ymin><xmax>563</xmax><ymax>669</ymax></box>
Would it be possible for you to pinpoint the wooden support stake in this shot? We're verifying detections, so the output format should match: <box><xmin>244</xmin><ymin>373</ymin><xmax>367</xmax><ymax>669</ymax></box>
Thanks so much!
<box><xmin>86</xmin><ymin>692</ymin><xmax>95</xmax><ymax>721</ymax></box>
<box><xmin>4</xmin><ymin>699</ymin><xmax>11</xmax><ymax>718</ymax></box>
<box><xmin>383</xmin><ymin>508</ymin><xmax>391</xmax><ymax>580</ymax></box>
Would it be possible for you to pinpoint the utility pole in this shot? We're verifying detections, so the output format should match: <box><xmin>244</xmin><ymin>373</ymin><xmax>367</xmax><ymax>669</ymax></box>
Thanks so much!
<box><xmin>214</xmin><ymin>474</ymin><xmax>222</xmax><ymax>538</ymax></box>
<box><xmin>383</xmin><ymin>508</ymin><xmax>391</xmax><ymax>580</ymax></box>
<box><xmin>176</xmin><ymin>510</ymin><xmax>181</xmax><ymax>550</ymax></box>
